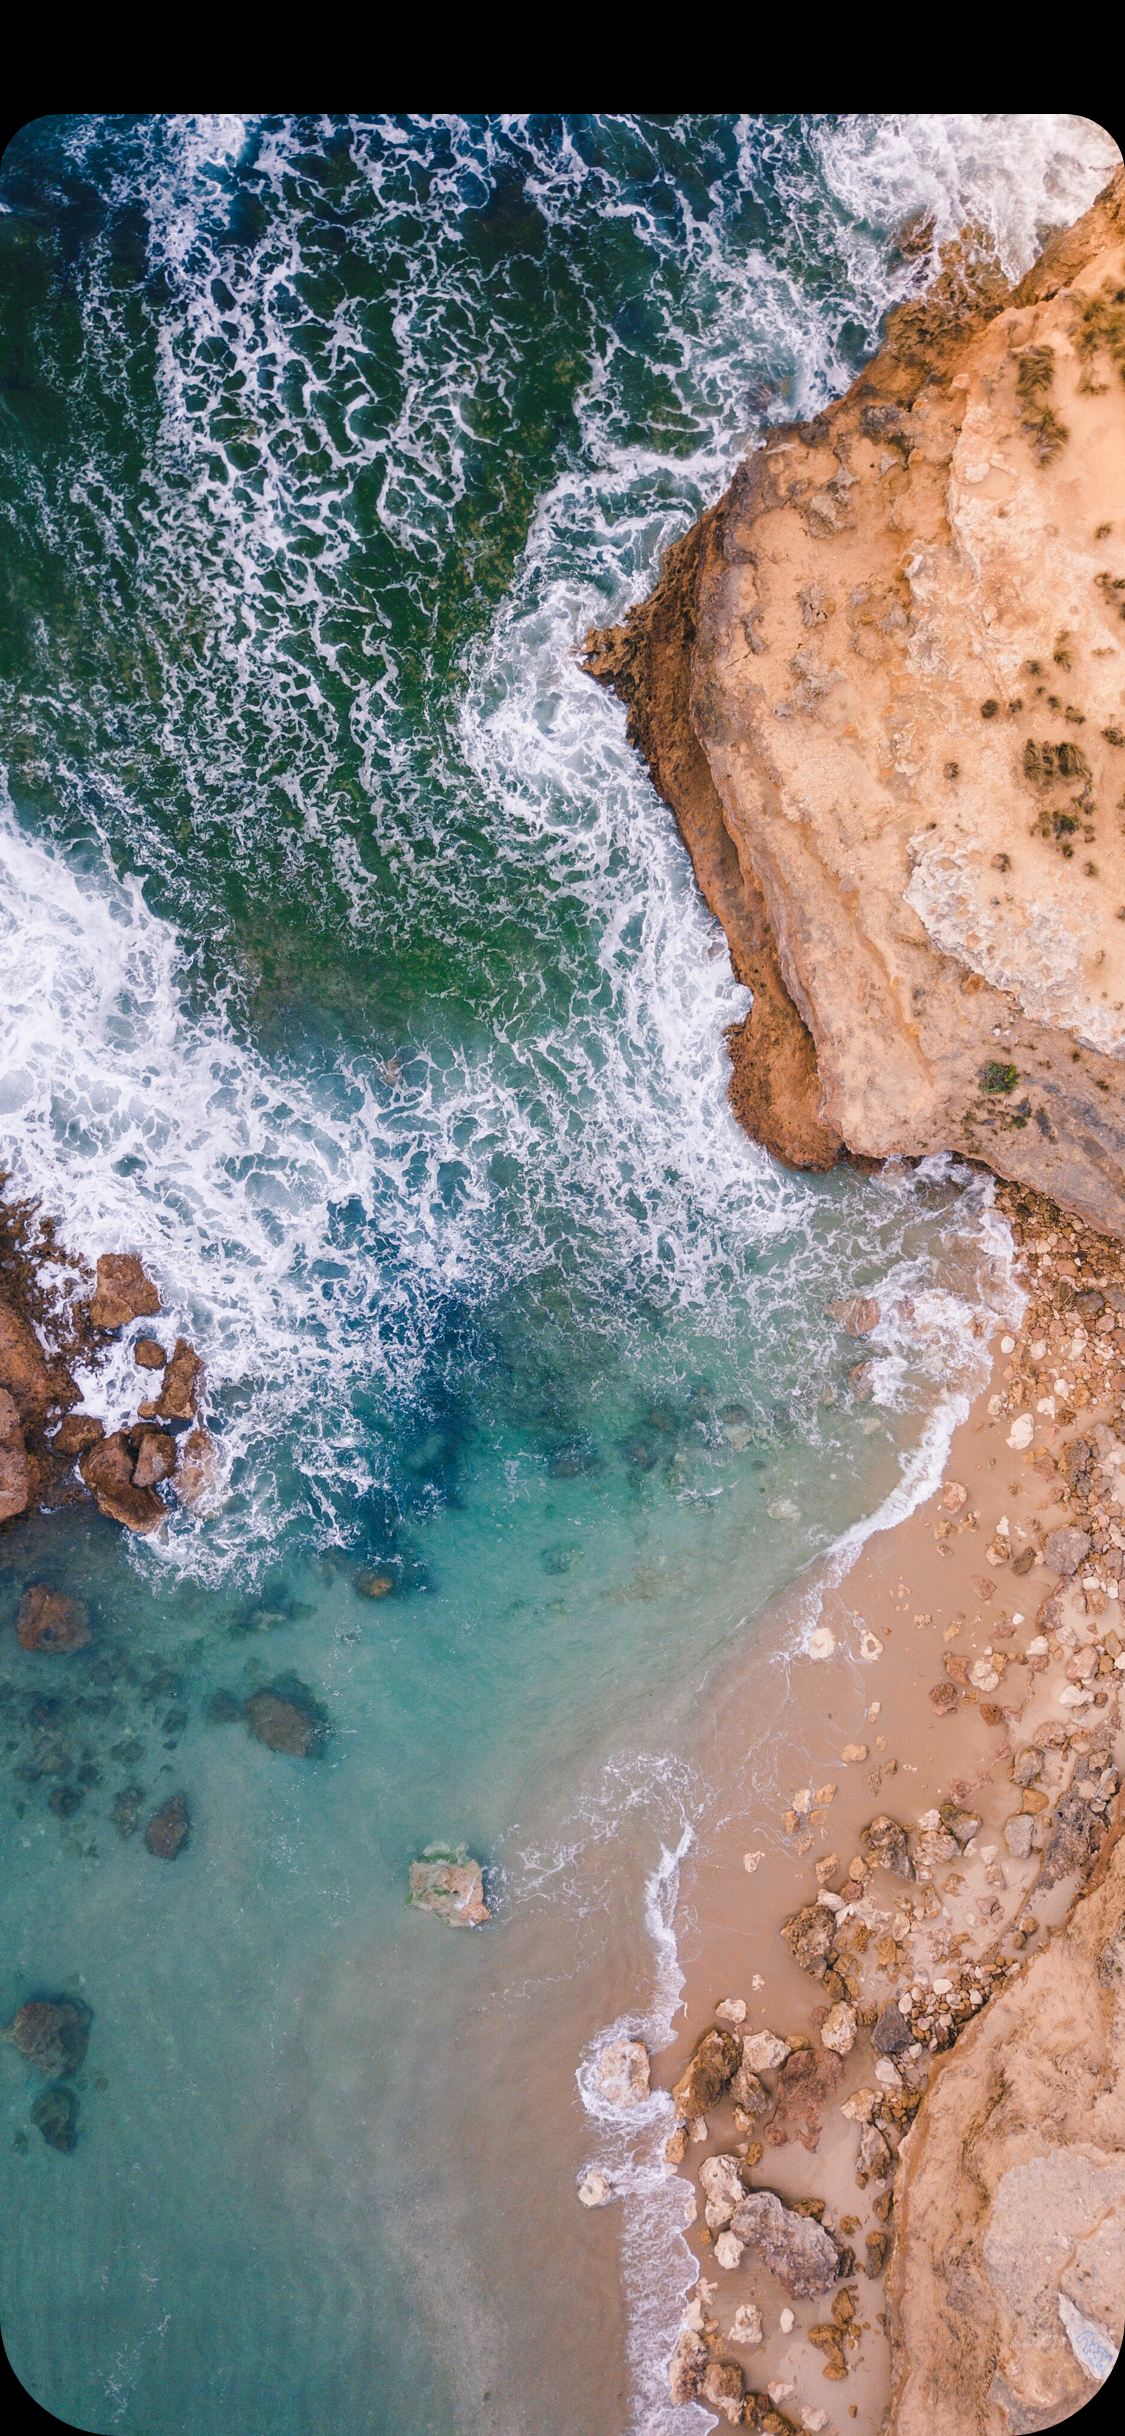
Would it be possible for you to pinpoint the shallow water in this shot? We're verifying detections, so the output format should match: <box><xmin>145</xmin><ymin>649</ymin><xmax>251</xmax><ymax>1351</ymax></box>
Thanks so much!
<box><xmin>0</xmin><ymin>114</ymin><xmax>1117</xmax><ymax>2434</ymax></box>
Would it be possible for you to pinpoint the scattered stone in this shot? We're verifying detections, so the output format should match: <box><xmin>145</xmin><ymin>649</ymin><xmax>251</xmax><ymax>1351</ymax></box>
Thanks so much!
<box><xmin>842</xmin><ymin>1743</ymin><xmax>868</xmax><ymax>1763</ymax></box>
<box><xmin>1044</xmin><ymin>1526</ymin><xmax>1092</xmax><ymax>1577</ymax></box>
<box><xmin>744</xmin><ymin>1849</ymin><xmax>765</xmax><ymax>1872</ymax></box>
<box><xmin>31</xmin><ymin>2085</ymin><xmax>79</xmax><ymax>2152</ymax></box>
<box><xmin>2</xmin><ymin>1998</ymin><xmax>91</xmax><ymax>2076</ymax></box>
<box><xmin>49</xmin><ymin>1784</ymin><xmax>82</xmax><ymax>1817</ymax></box>
<box><xmin>929</xmin><ymin>1681</ymin><xmax>960</xmax><ymax>1713</ymax></box>
<box><xmin>144</xmin><ymin>1792</ymin><xmax>189</xmax><ymax>1859</ymax></box>
<box><xmin>80</xmin><ymin>1432</ymin><xmax>165</xmax><ymax>1533</ymax></box>
<box><xmin>865</xmin><ymin>2229</ymin><xmax>889</xmax><ymax>2277</ymax></box>
<box><xmin>245</xmin><ymin>1682</ymin><xmax>326</xmax><ymax>1758</ymax></box>
<box><xmin>16</xmin><ymin>1585</ymin><xmax>91</xmax><ymax>1653</ymax></box>
<box><xmin>408</xmin><ymin>1846</ymin><xmax>489</xmax><ymax>1926</ymax></box>
<box><xmin>913</xmin><ymin>1825</ymin><xmax>959</xmax><ymax>1867</ymax></box>
<box><xmin>1004</xmin><ymin>1813</ymin><xmax>1035</xmax><ymax>1859</ymax></box>
<box><xmin>1007</xmin><ymin>1415</ymin><xmax>1034</xmax><ymax>1451</ymax></box>
<box><xmin>153</xmin><ymin>1337</ymin><xmax>203</xmax><ymax>1423</ymax></box>
<box><xmin>841</xmin><ymin>2087</ymin><xmax>878</xmax><ymax>2123</ymax></box>
<box><xmin>729</xmin><ymin>2189</ymin><xmax>840</xmax><ymax>2297</ymax></box>
<box><xmin>577</xmin><ymin>2169</ymin><xmax>612</xmax><ymax>2208</ymax></box>
<box><xmin>820</xmin><ymin>2002</ymin><xmax>858</xmax><ymax>2055</ymax></box>
<box><xmin>860</xmin><ymin>1815</ymin><xmax>914</xmax><ymax>1878</ymax></box>
<box><xmin>591</xmin><ymin>2038</ymin><xmax>650</xmax><ymax>2107</ymax></box>
<box><xmin>782</xmin><ymin>1903</ymin><xmax>836</xmax><ymax>1979</ymax></box>
<box><xmin>807</xmin><ymin>1627</ymin><xmax>835</xmax><ymax>1659</ymax></box>
<box><xmin>857</xmin><ymin>2122</ymin><xmax>892</xmax><ymax>2181</ymax></box>
<box><xmin>942</xmin><ymin>1481</ymin><xmax>968</xmax><ymax>1513</ymax></box>
<box><xmin>671</xmin><ymin>2026</ymin><xmax>741</xmax><ymax>2119</ymax></box>
<box><xmin>134</xmin><ymin>1338</ymin><xmax>167</xmax><ymax>1369</ymax></box>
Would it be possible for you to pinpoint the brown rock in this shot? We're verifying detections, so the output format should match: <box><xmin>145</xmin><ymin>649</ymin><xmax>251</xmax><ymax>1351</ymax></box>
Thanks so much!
<box><xmin>245</xmin><ymin>1684</ymin><xmax>325</xmax><ymax>1758</ymax></box>
<box><xmin>50</xmin><ymin>1412</ymin><xmax>104</xmax><ymax>1457</ymax></box>
<box><xmin>144</xmin><ymin>1792</ymin><xmax>189</xmax><ymax>1858</ymax></box>
<box><xmin>701</xmin><ymin>2360</ymin><xmax>744</xmax><ymax>2424</ymax></box>
<box><xmin>831</xmin><ymin>1295</ymin><xmax>880</xmax><ymax>1334</ymax></box>
<box><xmin>729</xmin><ymin>2187</ymin><xmax>840</xmax><ymax>2297</ymax></box>
<box><xmin>0</xmin><ymin>1384</ymin><xmax>29</xmax><ymax>1521</ymax></box>
<box><xmin>355</xmin><ymin>1569</ymin><xmax>396</xmax><ymax>1599</ymax></box>
<box><xmin>670</xmin><ymin>2025</ymin><xmax>741</xmax><ymax>2120</ymax></box>
<box><xmin>153</xmin><ymin>1337</ymin><xmax>203</xmax><ymax>1422</ymax></box>
<box><xmin>1043</xmin><ymin>1526</ymin><xmax>1092</xmax><ymax>1577</ymax></box>
<box><xmin>174</xmin><ymin>1427</ymin><xmax>220</xmax><ymax>1510</ymax></box>
<box><xmin>782</xmin><ymin>1901</ymin><xmax>837</xmax><ymax>1980</ymax></box>
<box><xmin>130</xmin><ymin>1428</ymin><xmax>177</xmax><ymax>1489</ymax></box>
<box><xmin>581</xmin><ymin>168</ymin><xmax>1125</xmax><ymax>1238</ymax></box>
<box><xmin>2</xmin><ymin>1997</ymin><xmax>91</xmax><ymax>2075</ymax></box>
<box><xmin>89</xmin><ymin>1252</ymin><xmax>160</xmax><ymax>1330</ymax></box>
<box><xmin>134</xmin><ymin>1338</ymin><xmax>167</xmax><ymax>1369</ymax></box>
<box><xmin>668</xmin><ymin>2330</ymin><xmax>709</xmax><ymax>2405</ymax></box>
<box><xmin>765</xmin><ymin>2045</ymin><xmax>844</xmax><ymax>2151</ymax></box>
<box><xmin>0</xmin><ymin>1298</ymin><xmax>53</xmax><ymax>1424</ymax></box>
<box><xmin>16</xmin><ymin>1584</ymin><xmax>91</xmax><ymax>1652</ymax></box>
<box><xmin>872</xmin><ymin>2000</ymin><xmax>913</xmax><ymax>2056</ymax></box>
<box><xmin>80</xmin><ymin>1431</ymin><xmax>165</xmax><ymax>1533</ymax></box>
<box><xmin>929</xmin><ymin>1680</ymin><xmax>960</xmax><ymax>1714</ymax></box>
<box><xmin>860</xmin><ymin>1815</ymin><xmax>914</xmax><ymax>1879</ymax></box>
<box><xmin>407</xmin><ymin>1851</ymin><xmax>489</xmax><ymax>1926</ymax></box>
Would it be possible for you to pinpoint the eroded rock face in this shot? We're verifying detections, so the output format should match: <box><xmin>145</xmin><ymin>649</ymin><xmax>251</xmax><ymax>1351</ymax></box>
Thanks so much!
<box><xmin>0</xmin><ymin>1299</ymin><xmax>53</xmax><ymax>1424</ymax></box>
<box><xmin>585</xmin><ymin>170</ymin><xmax>1125</xmax><ymax>1238</ymax></box>
<box><xmin>670</xmin><ymin>2025</ymin><xmax>741</xmax><ymax>2119</ymax></box>
<box><xmin>89</xmin><ymin>1252</ymin><xmax>160</xmax><ymax>1330</ymax></box>
<box><xmin>3</xmin><ymin>1998</ymin><xmax>91</xmax><ymax>2075</ymax></box>
<box><xmin>887</xmin><ymin>1820</ymin><xmax>1125</xmax><ymax>2432</ymax></box>
<box><xmin>16</xmin><ymin>1585</ymin><xmax>91</xmax><ymax>1652</ymax></box>
<box><xmin>728</xmin><ymin>2187</ymin><xmax>840</xmax><ymax>2297</ymax></box>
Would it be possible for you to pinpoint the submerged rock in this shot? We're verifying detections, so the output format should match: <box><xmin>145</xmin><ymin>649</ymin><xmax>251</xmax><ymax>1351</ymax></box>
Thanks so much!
<box><xmin>16</xmin><ymin>1585</ymin><xmax>91</xmax><ymax>1653</ymax></box>
<box><xmin>174</xmin><ymin>1427</ymin><xmax>220</xmax><ymax>1510</ymax></box>
<box><xmin>30</xmin><ymin>2085</ymin><xmax>79</xmax><ymax>2152</ymax></box>
<box><xmin>144</xmin><ymin>1792</ymin><xmax>189</xmax><ymax>1859</ymax></box>
<box><xmin>729</xmin><ymin>2187</ymin><xmax>840</xmax><ymax>2297</ymax></box>
<box><xmin>354</xmin><ymin>1568</ymin><xmax>395</xmax><ymax>1600</ymax></box>
<box><xmin>670</xmin><ymin>2025</ymin><xmax>741</xmax><ymax>2120</ymax></box>
<box><xmin>111</xmin><ymin>1787</ymin><xmax>142</xmax><ymax>1837</ymax></box>
<box><xmin>205</xmin><ymin>1689</ymin><xmax>244</xmax><ymax>1725</ymax></box>
<box><xmin>591</xmin><ymin>2037</ymin><xmax>651</xmax><ymax>2107</ymax></box>
<box><xmin>80</xmin><ymin>1432</ymin><xmax>166</xmax><ymax>1533</ymax></box>
<box><xmin>408</xmin><ymin>1846</ymin><xmax>489</xmax><ymax>1927</ymax></box>
<box><xmin>89</xmin><ymin>1252</ymin><xmax>160</xmax><ymax>1330</ymax></box>
<box><xmin>3</xmin><ymin>1997</ymin><xmax>91</xmax><ymax>2076</ymax></box>
<box><xmin>245</xmin><ymin>1682</ymin><xmax>326</xmax><ymax>1758</ymax></box>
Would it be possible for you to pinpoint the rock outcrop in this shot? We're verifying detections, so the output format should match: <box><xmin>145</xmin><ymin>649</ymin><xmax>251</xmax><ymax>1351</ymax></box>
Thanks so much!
<box><xmin>887</xmin><ymin>1816</ymin><xmax>1125</xmax><ymax>2432</ymax></box>
<box><xmin>585</xmin><ymin>169</ymin><xmax>1125</xmax><ymax>1237</ymax></box>
<box><xmin>408</xmin><ymin>1845</ymin><xmax>490</xmax><ymax>1927</ymax></box>
<box><xmin>80</xmin><ymin>1430</ymin><xmax>167</xmax><ymax>1533</ymax></box>
<box><xmin>2</xmin><ymin>1998</ymin><xmax>91</xmax><ymax>2076</ymax></box>
<box><xmin>15</xmin><ymin>1585</ymin><xmax>91</xmax><ymax>1652</ymax></box>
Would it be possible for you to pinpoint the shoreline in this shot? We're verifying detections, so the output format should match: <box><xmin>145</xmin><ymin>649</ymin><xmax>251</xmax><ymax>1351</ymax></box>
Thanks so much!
<box><xmin>586</xmin><ymin>1178</ymin><xmax>1125</xmax><ymax>2431</ymax></box>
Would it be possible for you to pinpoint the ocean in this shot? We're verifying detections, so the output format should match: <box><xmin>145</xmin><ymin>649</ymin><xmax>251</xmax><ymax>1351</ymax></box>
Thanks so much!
<box><xmin>0</xmin><ymin>113</ymin><xmax>1116</xmax><ymax>2434</ymax></box>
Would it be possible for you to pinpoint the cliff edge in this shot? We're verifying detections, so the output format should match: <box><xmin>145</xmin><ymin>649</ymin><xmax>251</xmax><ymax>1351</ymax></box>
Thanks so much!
<box><xmin>585</xmin><ymin>168</ymin><xmax>1125</xmax><ymax>1234</ymax></box>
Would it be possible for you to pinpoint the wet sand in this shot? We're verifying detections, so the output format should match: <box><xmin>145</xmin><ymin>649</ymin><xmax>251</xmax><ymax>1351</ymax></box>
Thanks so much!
<box><xmin>651</xmin><ymin>1187</ymin><xmax>1125</xmax><ymax>2430</ymax></box>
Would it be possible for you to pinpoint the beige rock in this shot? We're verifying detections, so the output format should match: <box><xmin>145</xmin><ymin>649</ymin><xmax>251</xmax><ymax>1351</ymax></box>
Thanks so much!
<box><xmin>740</xmin><ymin>2030</ymin><xmax>791</xmax><ymax>2072</ymax></box>
<box><xmin>715</xmin><ymin>1995</ymin><xmax>747</xmax><ymax>2024</ymax></box>
<box><xmin>408</xmin><ymin>1849</ymin><xmax>488</xmax><ymax>1927</ymax></box>
<box><xmin>820</xmin><ymin>2001</ymin><xmax>858</xmax><ymax>2055</ymax></box>
<box><xmin>583</xmin><ymin>170</ymin><xmax>1125</xmax><ymax>1238</ymax></box>
<box><xmin>591</xmin><ymin>2037</ymin><xmax>650</xmax><ymax>2108</ymax></box>
<box><xmin>576</xmin><ymin>2169</ymin><xmax>612</xmax><ymax>2209</ymax></box>
<box><xmin>730</xmin><ymin>2302</ymin><xmax>764</xmax><ymax>2346</ymax></box>
<box><xmin>888</xmin><ymin>1819</ymin><xmax>1125</xmax><ymax>2431</ymax></box>
<box><xmin>671</xmin><ymin>2026</ymin><xmax>741</xmax><ymax>2119</ymax></box>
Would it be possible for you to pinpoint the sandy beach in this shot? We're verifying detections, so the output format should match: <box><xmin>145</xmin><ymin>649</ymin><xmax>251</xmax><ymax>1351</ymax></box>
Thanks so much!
<box><xmin>647</xmin><ymin>1179</ymin><xmax>1125</xmax><ymax>2429</ymax></box>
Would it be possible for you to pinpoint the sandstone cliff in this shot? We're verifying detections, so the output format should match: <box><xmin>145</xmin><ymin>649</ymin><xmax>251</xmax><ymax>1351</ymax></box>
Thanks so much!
<box><xmin>586</xmin><ymin>169</ymin><xmax>1125</xmax><ymax>1234</ymax></box>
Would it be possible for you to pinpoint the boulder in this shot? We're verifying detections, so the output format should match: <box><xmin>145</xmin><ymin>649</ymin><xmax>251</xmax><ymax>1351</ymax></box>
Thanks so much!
<box><xmin>591</xmin><ymin>2037</ymin><xmax>651</xmax><ymax>2107</ymax></box>
<box><xmin>144</xmin><ymin>1792</ymin><xmax>189</xmax><ymax>1859</ymax></box>
<box><xmin>729</xmin><ymin>2056</ymin><xmax>772</xmax><ymax>2116</ymax></box>
<box><xmin>134</xmin><ymin>1338</ymin><xmax>167</xmax><ymax>1369</ymax></box>
<box><xmin>0</xmin><ymin>1385</ymin><xmax>29</xmax><ymax>1522</ymax></box>
<box><xmin>153</xmin><ymin>1338</ymin><xmax>203</xmax><ymax>1422</ymax></box>
<box><xmin>670</xmin><ymin>2025</ymin><xmax>741</xmax><ymax>2119</ymax></box>
<box><xmin>1043</xmin><ymin>1527</ymin><xmax>1092</xmax><ymax>1578</ymax></box>
<box><xmin>50</xmin><ymin>1412</ymin><xmax>104</xmax><ymax>1457</ymax></box>
<box><xmin>245</xmin><ymin>1684</ymin><xmax>326</xmax><ymax>1758</ymax></box>
<box><xmin>408</xmin><ymin>1849</ymin><xmax>489</xmax><ymax>1926</ymax></box>
<box><xmin>740</xmin><ymin>2029</ymin><xmax>791</xmax><ymax>2072</ymax></box>
<box><xmin>700</xmin><ymin>2151</ymin><xmax>751</xmax><ymax>2230</ymax></box>
<box><xmin>130</xmin><ymin>1428</ymin><xmax>177</xmax><ymax>1489</ymax></box>
<box><xmin>729</xmin><ymin>2188</ymin><xmax>840</xmax><ymax>2297</ymax></box>
<box><xmin>668</xmin><ymin>2330</ymin><xmax>709</xmax><ymax>2404</ymax></box>
<box><xmin>860</xmin><ymin>1815</ymin><xmax>914</xmax><ymax>1878</ymax></box>
<box><xmin>31</xmin><ymin>2085</ymin><xmax>79</xmax><ymax>2152</ymax></box>
<box><xmin>782</xmin><ymin>1901</ymin><xmax>837</xmax><ymax>1977</ymax></box>
<box><xmin>174</xmin><ymin>1427</ymin><xmax>220</xmax><ymax>1510</ymax></box>
<box><xmin>701</xmin><ymin>2360</ymin><xmax>744</xmax><ymax>2424</ymax></box>
<box><xmin>0</xmin><ymin>1298</ymin><xmax>53</xmax><ymax>1423</ymax></box>
<box><xmin>80</xmin><ymin>1432</ymin><xmax>165</xmax><ymax>1533</ymax></box>
<box><xmin>89</xmin><ymin>1253</ymin><xmax>160</xmax><ymax>1330</ymax></box>
<box><xmin>831</xmin><ymin>1296</ymin><xmax>880</xmax><ymax>1335</ymax></box>
<box><xmin>2</xmin><ymin>1998</ymin><xmax>91</xmax><ymax>2075</ymax></box>
<box><xmin>873</xmin><ymin>2000</ymin><xmax>913</xmax><ymax>2057</ymax></box>
<box><xmin>820</xmin><ymin>2002</ymin><xmax>858</xmax><ymax>2056</ymax></box>
<box><xmin>765</xmin><ymin>2046</ymin><xmax>844</xmax><ymax>2152</ymax></box>
<box><xmin>16</xmin><ymin>1585</ymin><xmax>91</xmax><ymax>1653</ymax></box>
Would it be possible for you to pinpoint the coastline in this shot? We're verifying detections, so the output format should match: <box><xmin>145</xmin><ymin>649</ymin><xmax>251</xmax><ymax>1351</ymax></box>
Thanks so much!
<box><xmin>585</xmin><ymin>1176</ymin><xmax>1125</xmax><ymax>2431</ymax></box>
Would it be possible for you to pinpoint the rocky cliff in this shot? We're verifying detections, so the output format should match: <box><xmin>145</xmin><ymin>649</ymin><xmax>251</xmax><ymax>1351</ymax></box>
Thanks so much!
<box><xmin>585</xmin><ymin>168</ymin><xmax>1125</xmax><ymax>1235</ymax></box>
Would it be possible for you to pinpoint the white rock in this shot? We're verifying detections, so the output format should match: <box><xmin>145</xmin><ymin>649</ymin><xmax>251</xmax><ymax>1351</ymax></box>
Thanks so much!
<box><xmin>730</xmin><ymin>2303</ymin><xmax>763</xmax><ymax>2347</ymax></box>
<box><xmin>931</xmin><ymin>1977</ymin><xmax>953</xmax><ymax>1996</ymax></box>
<box><xmin>577</xmin><ymin>2170</ymin><xmax>612</xmax><ymax>2208</ymax></box>
<box><xmin>1000</xmin><ymin>1335</ymin><xmax>1015</xmax><ymax>1354</ymax></box>
<box><xmin>592</xmin><ymin>2037</ymin><xmax>651</xmax><ymax>2107</ymax></box>
<box><xmin>875</xmin><ymin>2055</ymin><xmax>903</xmax><ymax>2089</ymax></box>
<box><xmin>1007</xmin><ymin>1414</ymin><xmax>1034</xmax><ymax>1450</ymax></box>
<box><xmin>714</xmin><ymin>2230</ymin><xmax>745</xmax><ymax>2270</ymax></box>
<box><xmin>793</xmin><ymin>1786</ymin><xmax>813</xmax><ymax>1814</ymax></box>
<box><xmin>739</xmin><ymin>2030</ymin><xmax>790</xmax><ymax>2071</ymax></box>
<box><xmin>820</xmin><ymin>2001</ymin><xmax>857</xmax><ymax>2055</ymax></box>
<box><xmin>802</xmin><ymin>2413</ymin><xmax>829</xmax><ymax>2433</ymax></box>
<box><xmin>918</xmin><ymin>1808</ymin><xmax>941</xmax><ymax>1831</ymax></box>
<box><xmin>1059</xmin><ymin>1684</ymin><xmax>1091</xmax><ymax>1707</ymax></box>
<box><xmin>751</xmin><ymin>1974</ymin><xmax>765</xmax><ymax>1991</ymax></box>
<box><xmin>816</xmin><ymin>1889</ymin><xmax>845</xmax><ymax>1913</ymax></box>
<box><xmin>743</xmin><ymin>1850</ymin><xmax>764</xmax><ymax>1873</ymax></box>
<box><xmin>841</xmin><ymin>2087</ymin><xmax>878</xmax><ymax>2122</ymax></box>
<box><xmin>859</xmin><ymin>1630</ymin><xmax>884</xmax><ymax>1661</ymax></box>
<box><xmin>807</xmin><ymin>1626</ymin><xmax>835</xmax><ymax>1660</ymax></box>
<box><xmin>715</xmin><ymin>1997</ymin><xmax>747</xmax><ymax>2024</ymax></box>
<box><xmin>779</xmin><ymin>2309</ymin><xmax>795</xmax><ymax>2335</ymax></box>
<box><xmin>690</xmin><ymin>2116</ymin><xmax>709</xmax><ymax>2142</ymax></box>
<box><xmin>1026</xmin><ymin>1636</ymin><xmax>1049</xmax><ymax>1656</ymax></box>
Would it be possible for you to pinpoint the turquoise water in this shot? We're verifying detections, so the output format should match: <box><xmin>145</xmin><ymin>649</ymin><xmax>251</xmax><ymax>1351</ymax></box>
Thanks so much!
<box><xmin>0</xmin><ymin>115</ymin><xmax>1116</xmax><ymax>2435</ymax></box>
